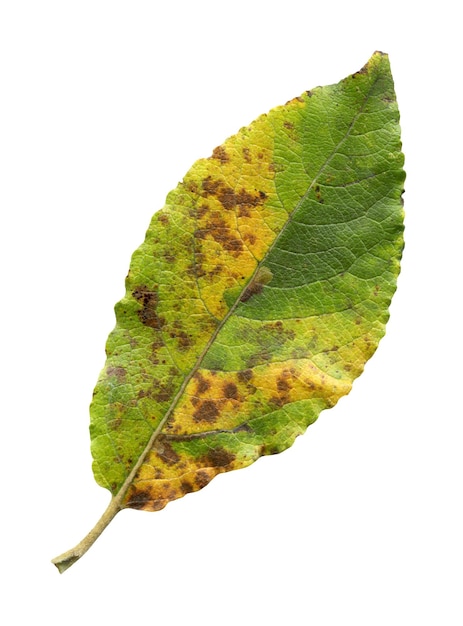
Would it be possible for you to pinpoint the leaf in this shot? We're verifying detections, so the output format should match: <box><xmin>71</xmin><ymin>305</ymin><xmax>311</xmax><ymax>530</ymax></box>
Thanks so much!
<box><xmin>52</xmin><ymin>51</ymin><xmax>405</xmax><ymax>572</ymax></box>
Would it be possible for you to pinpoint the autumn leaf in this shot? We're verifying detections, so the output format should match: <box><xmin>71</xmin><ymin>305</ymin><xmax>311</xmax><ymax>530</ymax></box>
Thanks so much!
<box><xmin>52</xmin><ymin>51</ymin><xmax>405</xmax><ymax>572</ymax></box>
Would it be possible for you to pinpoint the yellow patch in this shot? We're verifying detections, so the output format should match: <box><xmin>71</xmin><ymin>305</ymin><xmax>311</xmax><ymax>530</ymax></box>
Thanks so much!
<box><xmin>164</xmin><ymin>359</ymin><xmax>352</xmax><ymax>436</ymax></box>
<box><xmin>180</xmin><ymin>113</ymin><xmax>287</xmax><ymax>318</ymax></box>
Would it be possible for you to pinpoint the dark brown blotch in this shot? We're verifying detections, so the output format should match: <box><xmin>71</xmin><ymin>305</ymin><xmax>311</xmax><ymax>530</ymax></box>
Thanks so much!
<box><xmin>106</xmin><ymin>366</ymin><xmax>126</xmax><ymax>381</ymax></box>
<box><xmin>247</xmin><ymin>350</ymin><xmax>271</xmax><ymax>368</ymax></box>
<box><xmin>194</xmin><ymin>372</ymin><xmax>211</xmax><ymax>394</ymax></box>
<box><xmin>168</xmin><ymin>320</ymin><xmax>193</xmax><ymax>351</ymax></box>
<box><xmin>223</xmin><ymin>381</ymin><xmax>238</xmax><ymax>400</ymax></box>
<box><xmin>211</xmin><ymin>145</ymin><xmax>229</xmax><ymax>163</ymax></box>
<box><xmin>194</xmin><ymin>212</ymin><xmax>244</xmax><ymax>257</ymax></box>
<box><xmin>237</xmin><ymin>369</ymin><xmax>254</xmax><ymax>383</ymax></box>
<box><xmin>155</xmin><ymin>436</ymin><xmax>180</xmax><ymax>465</ymax></box>
<box><xmin>244</xmin><ymin>233</ymin><xmax>257</xmax><ymax>246</ymax></box>
<box><xmin>180</xmin><ymin>480</ymin><xmax>194</xmax><ymax>494</ymax></box>
<box><xmin>202</xmin><ymin>176</ymin><xmax>267</xmax><ymax>216</ymax></box>
<box><xmin>132</xmin><ymin>285</ymin><xmax>165</xmax><ymax>330</ymax></box>
<box><xmin>240</xmin><ymin>266</ymin><xmax>273</xmax><ymax>303</ymax></box>
<box><xmin>242</xmin><ymin>147</ymin><xmax>251</xmax><ymax>163</ymax></box>
<box><xmin>193</xmin><ymin>400</ymin><xmax>220</xmax><ymax>423</ymax></box>
<box><xmin>126</xmin><ymin>488</ymin><xmax>152</xmax><ymax>510</ymax></box>
<box><xmin>202</xmin><ymin>177</ymin><xmax>221</xmax><ymax>196</ymax></box>
<box><xmin>153</xmin><ymin>383</ymin><xmax>174</xmax><ymax>403</ymax></box>
<box><xmin>195</xmin><ymin>470</ymin><xmax>212</xmax><ymax>489</ymax></box>
<box><xmin>177</xmin><ymin>330</ymin><xmax>192</xmax><ymax>350</ymax></box>
<box><xmin>277</xmin><ymin>377</ymin><xmax>291</xmax><ymax>393</ymax></box>
<box><xmin>205</xmin><ymin>447</ymin><xmax>236</xmax><ymax>468</ymax></box>
<box><xmin>240</xmin><ymin>280</ymin><xmax>265</xmax><ymax>303</ymax></box>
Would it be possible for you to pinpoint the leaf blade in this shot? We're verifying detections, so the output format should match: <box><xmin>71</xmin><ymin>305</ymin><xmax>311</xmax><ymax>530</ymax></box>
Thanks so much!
<box><xmin>90</xmin><ymin>51</ymin><xmax>404</xmax><ymax>514</ymax></box>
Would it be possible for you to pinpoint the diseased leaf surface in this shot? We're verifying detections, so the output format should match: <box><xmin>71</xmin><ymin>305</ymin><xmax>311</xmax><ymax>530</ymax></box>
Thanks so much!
<box><xmin>90</xmin><ymin>52</ymin><xmax>404</xmax><ymax>512</ymax></box>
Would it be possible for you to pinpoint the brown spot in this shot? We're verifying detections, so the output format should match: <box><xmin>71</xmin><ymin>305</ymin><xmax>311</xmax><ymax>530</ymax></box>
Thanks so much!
<box><xmin>153</xmin><ymin>384</ymin><xmax>173</xmax><ymax>403</ymax></box>
<box><xmin>194</xmin><ymin>372</ymin><xmax>211</xmax><ymax>394</ymax></box>
<box><xmin>197</xmin><ymin>203</ymin><xmax>209</xmax><ymax>219</ymax></box>
<box><xmin>240</xmin><ymin>281</ymin><xmax>264</xmax><ymax>303</ymax></box>
<box><xmin>155</xmin><ymin>437</ymin><xmax>180</xmax><ymax>465</ymax></box>
<box><xmin>158</xmin><ymin>213</ymin><xmax>169</xmax><ymax>225</ymax></box>
<box><xmin>244</xmin><ymin>233</ymin><xmax>256</xmax><ymax>245</ymax></box>
<box><xmin>195</xmin><ymin>470</ymin><xmax>212</xmax><ymax>488</ymax></box>
<box><xmin>237</xmin><ymin>369</ymin><xmax>253</xmax><ymax>383</ymax></box>
<box><xmin>133</xmin><ymin>285</ymin><xmax>165</xmax><ymax>330</ymax></box>
<box><xmin>196</xmin><ymin>179</ymin><xmax>269</xmax><ymax>257</ymax></box>
<box><xmin>234</xmin><ymin>422</ymin><xmax>253</xmax><ymax>434</ymax></box>
<box><xmin>208</xmin><ymin>263</ymin><xmax>223</xmax><ymax>277</ymax></box>
<box><xmin>106</xmin><ymin>366</ymin><xmax>126</xmax><ymax>381</ymax></box>
<box><xmin>260</xmin><ymin>442</ymin><xmax>280</xmax><ymax>456</ymax></box>
<box><xmin>202</xmin><ymin>177</ymin><xmax>221</xmax><ymax>196</ymax></box>
<box><xmin>211</xmin><ymin>145</ymin><xmax>229</xmax><ymax>163</ymax></box>
<box><xmin>177</xmin><ymin>330</ymin><xmax>192</xmax><ymax>350</ymax></box>
<box><xmin>354</xmin><ymin>63</ymin><xmax>369</xmax><ymax>76</ymax></box>
<box><xmin>240</xmin><ymin>266</ymin><xmax>273</xmax><ymax>303</ymax></box>
<box><xmin>151</xmin><ymin>338</ymin><xmax>164</xmax><ymax>352</ymax></box>
<box><xmin>180</xmin><ymin>481</ymin><xmax>194</xmax><ymax>494</ymax></box>
<box><xmin>243</xmin><ymin>147</ymin><xmax>251</xmax><ymax>163</ymax></box>
<box><xmin>164</xmin><ymin>252</ymin><xmax>175</xmax><ymax>263</ymax></box>
<box><xmin>277</xmin><ymin>377</ymin><xmax>291</xmax><ymax>393</ymax></box>
<box><xmin>185</xmin><ymin>179</ymin><xmax>199</xmax><ymax>195</ymax></box>
<box><xmin>126</xmin><ymin>488</ymin><xmax>152</xmax><ymax>510</ymax></box>
<box><xmin>195</xmin><ymin>212</ymin><xmax>244</xmax><ymax>257</ymax></box>
<box><xmin>186</xmin><ymin>262</ymin><xmax>207</xmax><ymax>279</ymax></box>
<box><xmin>272</xmin><ymin>369</ymin><xmax>293</xmax><ymax>406</ymax></box>
<box><xmin>223</xmin><ymin>382</ymin><xmax>238</xmax><ymax>400</ymax></box>
<box><xmin>202</xmin><ymin>176</ymin><xmax>267</xmax><ymax>216</ymax></box>
<box><xmin>306</xmin><ymin>90</ymin><xmax>313</xmax><ymax>97</ymax></box>
<box><xmin>193</xmin><ymin>400</ymin><xmax>219</xmax><ymax>423</ymax></box>
<box><xmin>168</xmin><ymin>321</ymin><xmax>193</xmax><ymax>351</ymax></box>
<box><xmin>314</xmin><ymin>185</ymin><xmax>325</xmax><ymax>204</ymax></box>
<box><xmin>206</xmin><ymin>447</ymin><xmax>235</xmax><ymax>468</ymax></box>
<box><xmin>151</xmin><ymin>499</ymin><xmax>168</xmax><ymax>512</ymax></box>
<box><xmin>270</xmin><ymin>395</ymin><xmax>286</xmax><ymax>407</ymax></box>
<box><xmin>284</xmin><ymin>121</ymin><xmax>294</xmax><ymax>130</ymax></box>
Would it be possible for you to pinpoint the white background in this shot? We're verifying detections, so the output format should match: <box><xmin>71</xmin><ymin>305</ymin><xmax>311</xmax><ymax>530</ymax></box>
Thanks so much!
<box><xmin>1</xmin><ymin>1</ymin><xmax>461</xmax><ymax>624</ymax></box>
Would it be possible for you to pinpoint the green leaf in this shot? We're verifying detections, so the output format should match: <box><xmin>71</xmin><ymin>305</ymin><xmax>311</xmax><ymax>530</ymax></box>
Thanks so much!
<box><xmin>52</xmin><ymin>51</ymin><xmax>405</xmax><ymax>572</ymax></box>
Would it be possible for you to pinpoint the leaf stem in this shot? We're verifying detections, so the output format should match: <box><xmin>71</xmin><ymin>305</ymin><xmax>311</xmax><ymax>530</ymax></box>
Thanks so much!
<box><xmin>51</xmin><ymin>496</ymin><xmax>121</xmax><ymax>573</ymax></box>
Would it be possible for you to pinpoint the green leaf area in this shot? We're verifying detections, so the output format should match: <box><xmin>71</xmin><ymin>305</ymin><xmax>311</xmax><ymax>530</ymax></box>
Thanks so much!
<box><xmin>53</xmin><ymin>52</ymin><xmax>404</xmax><ymax>572</ymax></box>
